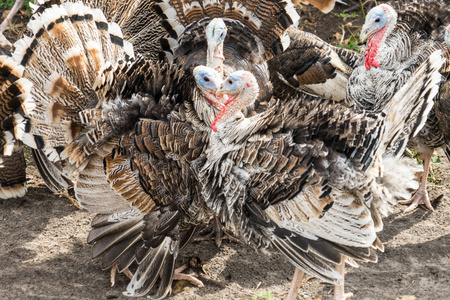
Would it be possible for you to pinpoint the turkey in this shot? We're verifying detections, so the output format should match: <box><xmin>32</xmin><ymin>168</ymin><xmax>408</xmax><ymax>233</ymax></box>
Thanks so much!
<box><xmin>347</xmin><ymin>0</ymin><xmax>450</xmax><ymax>213</ymax></box>
<box><xmin>0</xmin><ymin>0</ymin><xmax>306</xmax><ymax>298</ymax></box>
<box><xmin>152</xmin><ymin>48</ymin><xmax>440</xmax><ymax>299</ymax></box>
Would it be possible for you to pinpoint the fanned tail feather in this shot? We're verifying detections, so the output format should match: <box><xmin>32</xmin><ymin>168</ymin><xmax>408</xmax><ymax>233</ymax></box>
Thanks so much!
<box><xmin>11</xmin><ymin>2</ymin><xmax>133</xmax><ymax>157</ymax></box>
<box><xmin>391</xmin><ymin>0</ymin><xmax>450</xmax><ymax>39</ymax></box>
<box><xmin>154</xmin><ymin>0</ymin><xmax>300</xmax><ymax>61</ymax></box>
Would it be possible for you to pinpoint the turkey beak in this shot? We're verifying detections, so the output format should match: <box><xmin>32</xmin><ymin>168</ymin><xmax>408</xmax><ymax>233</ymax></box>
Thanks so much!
<box><xmin>360</xmin><ymin>24</ymin><xmax>375</xmax><ymax>42</ymax></box>
<box><xmin>215</xmin><ymin>88</ymin><xmax>227</xmax><ymax>103</ymax></box>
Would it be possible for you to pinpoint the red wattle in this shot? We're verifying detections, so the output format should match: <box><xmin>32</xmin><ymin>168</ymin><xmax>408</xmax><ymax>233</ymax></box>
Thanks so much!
<box><xmin>364</xmin><ymin>27</ymin><xmax>386</xmax><ymax>70</ymax></box>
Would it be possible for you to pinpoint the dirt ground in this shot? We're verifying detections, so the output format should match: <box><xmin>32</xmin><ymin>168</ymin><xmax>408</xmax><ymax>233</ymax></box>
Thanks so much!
<box><xmin>1</xmin><ymin>1</ymin><xmax>450</xmax><ymax>300</ymax></box>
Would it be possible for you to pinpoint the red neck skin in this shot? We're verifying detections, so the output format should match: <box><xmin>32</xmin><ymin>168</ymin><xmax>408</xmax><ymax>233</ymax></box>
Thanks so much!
<box><xmin>364</xmin><ymin>26</ymin><xmax>387</xmax><ymax>70</ymax></box>
<box><xmin>211</xmin><ymin>95</ymin><xmax>236</xmax><ymax>132</ymax></box>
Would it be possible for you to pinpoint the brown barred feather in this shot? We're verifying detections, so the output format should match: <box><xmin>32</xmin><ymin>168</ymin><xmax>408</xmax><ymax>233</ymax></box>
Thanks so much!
<box><xmin>0</xmin><ymin>144</ymin><xmax>27</xmax><ymax>199</ymax></box>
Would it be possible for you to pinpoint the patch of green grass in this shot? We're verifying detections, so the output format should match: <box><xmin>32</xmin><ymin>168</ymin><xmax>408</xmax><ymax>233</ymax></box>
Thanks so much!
<box><xmin>0</xmin><ymin>0</ymin><xmax>33</xmax><ymax>15</ymax></box>
<box><xmin>252</xmin><ymin>290</ymin><xmax>273</xmax><ymax>300</ymax></box>
<box><xmin>333</xmin><ymin>12</ymin><xmax>358</xmax><ymax>18</ymax></box>
<box><xmin>337</xmin><ymin>31</ymin><xmax>364</xmax><ymax>52</ymax></box>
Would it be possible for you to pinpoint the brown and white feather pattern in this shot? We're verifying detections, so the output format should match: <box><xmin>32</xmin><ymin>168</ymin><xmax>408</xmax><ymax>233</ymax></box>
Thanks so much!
<box><xmin>270</xmin><ymin>27</ymin><xmax>359</xmax><ymax>101</ymax></box>
<box><xmin>133</xmin><ymin>81</ymin><xmax>434</xmax><ymax>285</ymax></box>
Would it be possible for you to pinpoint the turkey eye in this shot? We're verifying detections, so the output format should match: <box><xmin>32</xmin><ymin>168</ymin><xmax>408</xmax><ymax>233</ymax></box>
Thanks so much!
<box><xmin>375</xmin><ymin>18</ymin><xmax>381</xmax><ymax>23</ymax></box>
<box><xmin>227</xmin><ymin>79</ymin><xmax>233</xmax><ymax>85</ymax></box>
<box><xmin>220</xmin><ymin>32</ymin><xmax>224</xmax><ymax>37</ymax></box>
<box><xmin>203</xmin><ymin>76</ymin><xmax>210</xmax><ymax>82</ymax></box>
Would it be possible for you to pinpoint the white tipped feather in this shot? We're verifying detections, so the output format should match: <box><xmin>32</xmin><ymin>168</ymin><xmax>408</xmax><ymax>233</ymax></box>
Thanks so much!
<box><xmin>27</xmin><ymin>17</ymin><xmax>45</xmax><ymax>35</ymax></box>
<box><xmin>44</xmin><ymin>148</ymin><xmax>61</xmax><ymax>162</ymax></box>
<box><xmin>165</xmin><ymin>20</ymin><xmax>185</xmax><ymax>39</ymax></box>
<box><xmin>280</xmin><ymin>32</ymin><xmax>291</xmax><ymax>51</ymax></box>
<box><xmin>123</xmin><ymin>41</ymin><xmax>135</xmax><ymax>60</ymax></box>
<box><xmin>0</xmin><ymin>185</ymin><xmax>27</xmax><ymax>199</ymax></box>
<box><xmin>157</xmin><ymin>0</ymin><xmax>179</xmax><ymax>20</ymax></box>
<box><xmin>286</xmin><ymin>0</ymin><xmax>301</xmax><ymax>28</ymax></box>
<box><xmin>13</xmin><ymin>114</ymin><xmax>26</xmax><ymax>141</ymax></box>
<box><xmin>40</xmin><ymin>6</ymin><xmax>67</xmax><ymax>28</ymax></box>
<box><xmin>12</xmin><ymin>36</ymin><xmax>32</xmax><ymax>65</ymax></box>
<box><xmin>184</xmin><ymin>1</ymin><xmax>201</xmax><ymax>13</ymax></box>
<box><xmin>92</xmin><ymin>8</ymin><xmax>108</xmax><ymax>24</ymax></box>
<box><xmin>21</xmin><ymin>132</ymin><xmax>38</xmax><ymax>149</ymax></box>
<box><xmin>108</xmin><ymin>22</ymin><xmax>123</xmax><ymax>39</ymax></box>
<box><xmin>63</xmin><ymin>1</ymin><xmax>84</xmax><ymax>16</ymax></box>
<box><xmin>3</xmin><ymin>132</ymin><xmax>14</xmax><ymax>156</ymax></box>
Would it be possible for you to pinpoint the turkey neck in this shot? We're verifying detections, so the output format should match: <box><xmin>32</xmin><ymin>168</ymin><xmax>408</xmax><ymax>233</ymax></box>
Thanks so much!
<box><xmin>364</xmin><ymin>26</ymin><xmax>388</xmax><ymax>70</ymax></box>
<box><xmin>207</xmin><ymin>41</ymin><xmax>225</xmax><ymax>78</ymax></box>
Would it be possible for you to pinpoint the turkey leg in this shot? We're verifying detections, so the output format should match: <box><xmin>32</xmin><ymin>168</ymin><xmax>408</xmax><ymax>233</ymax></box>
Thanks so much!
<box><xmin>333</xmin><ymin>256</ymin><xmax>353</xmax><ymax>300</ymax></box>
<box><xmin>286</xmin><ymin>268</ymin><xmax>305</xmax><ymax>300</ymax></box>
<box><xmin>398</xmin><ymin>149</ymin><xmax>434</xmax><ymax>213</ymax></box>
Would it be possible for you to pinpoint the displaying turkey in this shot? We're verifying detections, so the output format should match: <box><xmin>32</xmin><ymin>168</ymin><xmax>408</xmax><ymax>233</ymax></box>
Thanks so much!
<box><xmin>159</xmin><ymin>48</ymin><xmax>440</xmax><ymax>299</ymax></box>
<box><xmin>347</xmin><ymin>0</ymin><xmax>450</xmax><ymax>213</ymax></box>
<box><xmin>0</xmin><ymin>0</ymin><xmax>307</xmax><ymax>298</ymax></box>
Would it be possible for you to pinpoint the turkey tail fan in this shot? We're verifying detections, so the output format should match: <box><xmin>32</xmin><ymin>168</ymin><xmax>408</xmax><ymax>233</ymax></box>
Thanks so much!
<box><xmin>293</xmin><ymin>0</ymin><xmax>345</xmax><ymax>14</ymax></box>
<box><xmin>10</xmin><ymin>2</ymin><xmax>133</xmax><ymax>159</ymax></box>
<box><xmin>35</xmin><ymin>0</ymin><xmax>165</xmax><ymax>61</ymax></box>
<box><xmin>154</xmin><ymin>0</ymin><xmax>300</xmax><ymax>62</ymax></box>
<box><xmin>381</xmin><ymin>50</ymin><xmax>444</xmax><ymax>156</ymax></box>
<box><xmin>88</xmin><ymin>211</ymin><xmax>145</xmax><ymax>272</ymax></box>
<box><xmin>0</xmin><ymin>145</ymin><xmax>27</xmax><ymax>199</ymax></box>
<box><xmin>391</xmin><ymin>0</ymin><xmax>450</xmax><ymax>39</ymax></box>
<box><xmin>31</xmin><ymin>148</ymin><xmax>72</xmax><ymax>192</ymax></box>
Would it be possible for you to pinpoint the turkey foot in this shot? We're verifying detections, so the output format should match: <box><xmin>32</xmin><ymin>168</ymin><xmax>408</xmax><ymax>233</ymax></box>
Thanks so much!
<box><xmin>195</xmin><ymin>216</ymin><xmax>241</xmax><ymax>247</ymax></box>
<box><xmin>110</xmin><ymin>263</ymin><xmax>133</xmax><ymax>287</ymax></box>
<box><xmin>173</xmin><ymin>264</ymin><xmax>204</xmax><ymax>287</ymax></box>
<box><xmin>333</xmin><ymin>256</ymin><xmax>353</xmax><ymax>300</ymax></box>
<box><xmin>398</xmin><ymin>150</ymin><xmax>434</xmax><ymax>213</ymax></box>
